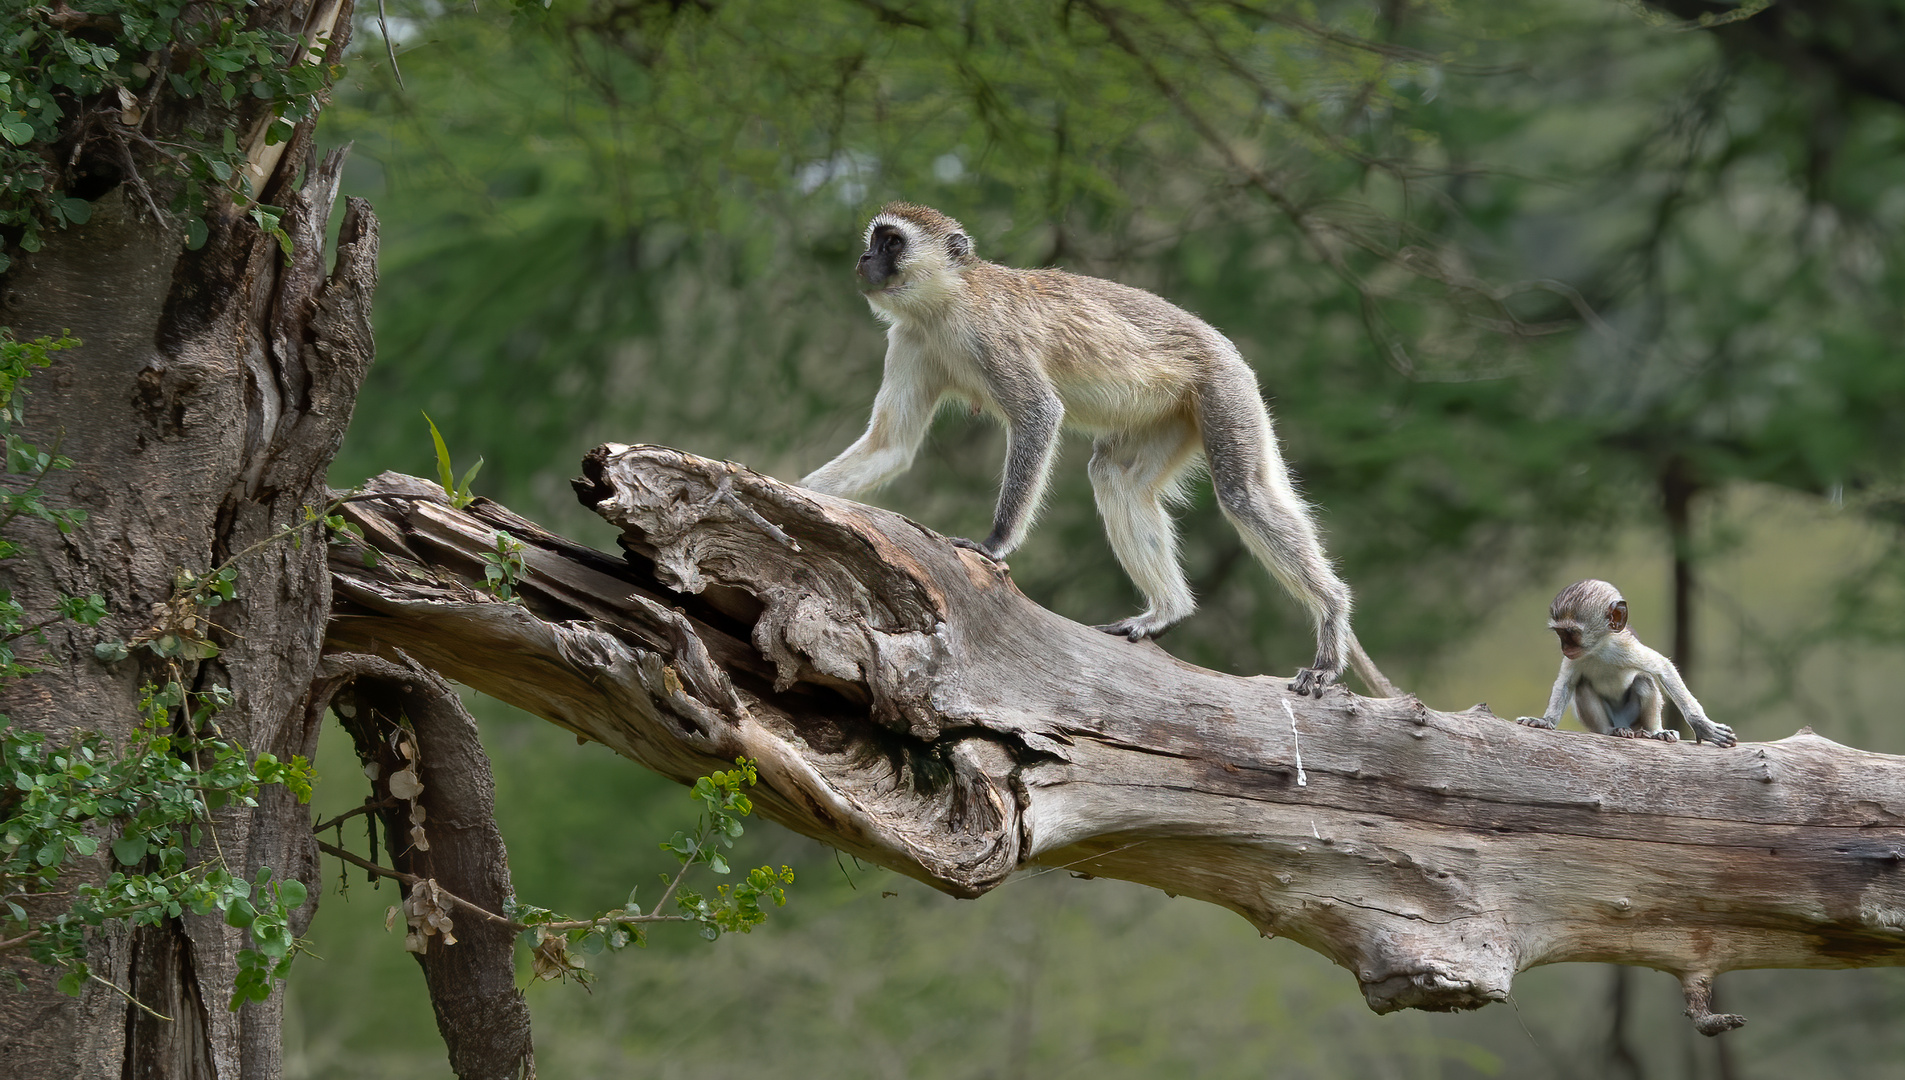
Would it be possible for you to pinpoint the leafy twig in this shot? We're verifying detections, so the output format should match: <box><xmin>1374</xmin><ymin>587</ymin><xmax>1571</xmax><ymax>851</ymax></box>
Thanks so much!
<box><xmin>314</xmin><ymin>839</ymin><xmax>519</xmax><ymax>929</ymax></box>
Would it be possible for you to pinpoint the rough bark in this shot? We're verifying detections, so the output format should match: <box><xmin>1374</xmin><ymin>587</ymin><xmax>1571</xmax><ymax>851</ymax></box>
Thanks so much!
<box><xmin>0</xmin><ymin>93</ymin><xmax>374</xmax><ymax>1080</ymax></box>
<box><xmin>314</xmin><ymin>653</ymin><xmax>534</xmax><ymax>1080</ymax></box>
<box><xmin>326</xmin><ymin>446</ymin><xmax>1905</xmax><ymax>1037</ymax></box>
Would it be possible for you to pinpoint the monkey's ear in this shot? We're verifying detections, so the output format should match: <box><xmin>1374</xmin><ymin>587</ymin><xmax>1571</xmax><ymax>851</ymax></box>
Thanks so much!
<box><xmin>1607</xmin><ymin>600</ymin><xmax>1628</xmax><ymax>632</ymax></box>
<box><xmin>947</xmin><ymin>232</ymin><xmax>972</xmax><ymax>260</ymax></box>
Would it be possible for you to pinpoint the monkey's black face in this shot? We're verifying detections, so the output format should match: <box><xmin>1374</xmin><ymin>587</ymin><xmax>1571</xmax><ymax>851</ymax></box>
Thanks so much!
<box><xmin>858</xmin><ymin>225</ymin><xmax>907</xmax><ymax>292</ymax></box>
<box><xmin>1553</xmin><ymin>625</ymin><xmax>1586</xmax><ymax>660</ymax></box>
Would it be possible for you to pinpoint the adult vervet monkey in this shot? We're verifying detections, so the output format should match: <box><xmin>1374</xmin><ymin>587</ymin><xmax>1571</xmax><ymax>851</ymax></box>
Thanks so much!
<box><xmin>800</xmin><ymin>202</ymin><xmax>1396</xmax><ymax>698</ymax></box>
<box><xmin>1517</xmin><ymin>579</ymin><xmax>1738</xmax><ymax>746</ymax></box>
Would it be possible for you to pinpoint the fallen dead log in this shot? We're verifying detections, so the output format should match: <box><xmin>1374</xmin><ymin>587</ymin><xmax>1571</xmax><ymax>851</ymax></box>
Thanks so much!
<box><xmin>325</xmin><ymin>444</ymin><xmax>1905</xmax><ymax>1036</ymax></box>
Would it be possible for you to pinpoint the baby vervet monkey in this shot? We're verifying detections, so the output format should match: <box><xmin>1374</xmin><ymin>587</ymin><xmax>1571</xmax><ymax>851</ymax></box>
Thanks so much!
<box><xmin>800</xmin><ymin>201</ymin><xmax>1397</xmax><ymax>698</ymax></box>
<box><xmin>1517</xmin><ymin>579</ymin><xmax>1737</xmax><ymax>747</ymax></box>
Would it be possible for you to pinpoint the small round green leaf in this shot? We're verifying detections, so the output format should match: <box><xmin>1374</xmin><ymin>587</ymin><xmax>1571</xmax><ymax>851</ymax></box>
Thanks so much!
<box><xmin>224</xmin><ymin>897</ymin><xmax>258</xmax><ymax>929</ymax></box>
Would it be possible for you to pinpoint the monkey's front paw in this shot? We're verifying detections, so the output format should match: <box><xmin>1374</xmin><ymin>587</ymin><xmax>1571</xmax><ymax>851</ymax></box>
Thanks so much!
<box><xmin>1289</xmin><ymin>667</ymin><xmax>1339</xmax><ymax>698</ymax></box>
<box><xmin>949</xmin><ymin>537</ymin><xmax>1008</xmax><ymax>568</ymax></box>
<box><xmin>1648</xmin><ymin>729</ymin><xmax>1681</xmax><ymax>742</ymax></box>
<box><xmin>1609</xmin><ymin>728</ymin><xmax>1645</xmax><ymax>739</ymax></box>
<box><xmin>1516</xmin><ymin>716</ymin><xmax>1557</xmax><ymax>729</ymax></box>
<box><xmin>1695</xmin><ymin>722</ymin><xmax>1738</xmax><ymax>748</ymax></box>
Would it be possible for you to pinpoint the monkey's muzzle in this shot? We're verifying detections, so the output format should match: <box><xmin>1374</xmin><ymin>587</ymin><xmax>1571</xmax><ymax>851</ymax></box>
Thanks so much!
<box><xmin>857</xmin><ymin>252</ymin><xmax>899</xmax><ymax>292</ymax></box>
<box><xmin>1554</xmin><ymin>626</ymin><xmax>1585</xmax><ymax>660</ymax></box>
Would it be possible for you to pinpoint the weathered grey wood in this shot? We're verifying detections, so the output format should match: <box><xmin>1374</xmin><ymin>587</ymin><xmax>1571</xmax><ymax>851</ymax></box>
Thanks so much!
<box><xmin>328</xmin><ymin>447</ymin><xmax>1905</xmax><ymax>1035</ymax></box>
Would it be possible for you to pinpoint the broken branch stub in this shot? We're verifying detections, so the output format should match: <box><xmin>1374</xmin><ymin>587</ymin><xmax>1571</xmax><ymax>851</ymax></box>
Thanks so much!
<box><xmin>327</xmin><ymin>446</ymin><xmax>1905</xmax><ymax>1034</ymax></box>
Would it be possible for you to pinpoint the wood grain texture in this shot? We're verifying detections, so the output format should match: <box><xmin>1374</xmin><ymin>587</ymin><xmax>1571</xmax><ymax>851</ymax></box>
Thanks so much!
<box><xmin>328</xmin><ymin>446</ymin><xmax>1905</xmax><ymax>1034</ymax></box>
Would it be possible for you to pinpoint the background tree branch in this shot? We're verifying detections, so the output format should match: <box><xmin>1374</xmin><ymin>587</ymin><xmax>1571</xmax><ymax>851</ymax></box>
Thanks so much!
<box><xmin>314</xmin><ymin>653</ymin><xmax>534</xmax><ymax>1080</ymax></box>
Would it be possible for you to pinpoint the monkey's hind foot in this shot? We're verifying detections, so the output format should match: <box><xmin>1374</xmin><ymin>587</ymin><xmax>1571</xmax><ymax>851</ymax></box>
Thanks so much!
<box><xmin>1609</xmin><ymin>728</ymin><xmax>1678</xmax><ymax>741</ymax></box>
<box><xmin>1694</xmin><ymin>722</ymin><xmax>1738</xmax><ymax>748</ymax></box>
<box><xmin>949</xmin><ymin>536</ymin><xmax>1009</xmax><ymax>569</ymax></box>
<box><xmin>1516</xmin><ymin>716</ymin><xmax>1557</xmax><ymax>729</ymax></box>
<box><xmin>1289</xmin><ymin>666</ymin><xmax>1340</xmax><ymax>699</ymax></box>
<box><xmin>1097</xmin><ymin>615</ymin><xmax>1176</xmax><ymax>642</ymax></box>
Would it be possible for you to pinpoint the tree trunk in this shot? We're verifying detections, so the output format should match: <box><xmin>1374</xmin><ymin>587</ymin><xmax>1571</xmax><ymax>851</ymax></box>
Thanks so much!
<box><xmin>1661</xmin><ymin>454</ymin><xmax>1700</xmax><ymax>678</ymax></box>
<box><xmin>316</xmin><ymin>653</ymin><xmax>535</xmax><ymax>1079</ymax></box>
<box><xmin>0</xmin><ymin>111</ymin><xmax>376</xmax><ymax>1080</ymax></box>
<box><xmin>326</xmin><ymin>446</ymin><xmax>1905</xmax><ymax>1038</ymax></box>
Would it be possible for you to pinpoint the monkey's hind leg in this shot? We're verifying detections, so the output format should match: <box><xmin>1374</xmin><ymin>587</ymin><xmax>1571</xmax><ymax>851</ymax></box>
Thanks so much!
<box><xmin>1614</xmin><ymin>677</ymin><xmax>1678</xmax><ymax>740</ymax></box>
<box><xmin>1088</xmin><ymin>424</ymin><xmax>1201</xmax><ymax>642</ymax></box>
<box><xmin>1572</xmin><ymin>688</ymin><xmax>1616</xmax><ymax>735</ymax></box>
<box><xmin>1580</xmin><ymin>685</ymin><xmax>1680</xmax><ymax>740</ymax></box>
<box><xmin>1197</xmin><ymin>370</ymin><xmax>1355</xmax><ymax>697</ymax></box>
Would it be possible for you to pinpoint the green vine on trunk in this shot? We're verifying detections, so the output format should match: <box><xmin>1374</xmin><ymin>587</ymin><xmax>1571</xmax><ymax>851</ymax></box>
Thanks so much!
<box><xmin>2</xmin><ymin>687</ymin><xmax>314</xmax><ymax>1009</ymax></box>
<box><xmin>0</xmin><ymin>0</ymin><xmax>343</xmax><ymax>272</ymax></box>
<box><xmin>0</xmin><ymin>328</ymin><xmax>321</xmax><ymax>1012</ymax></box>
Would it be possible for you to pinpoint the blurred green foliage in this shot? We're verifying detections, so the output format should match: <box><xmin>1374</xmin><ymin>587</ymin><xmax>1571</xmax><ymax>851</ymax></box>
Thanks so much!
<box><xmin>325</xmin><ymin>0</ymin><xmax>1905</xmax><ymax>677</ymax></box>
<box><xmin>301</xmin><ymin>0</ymin><xmax>1905</xmax><ymax>1075</ymax></box>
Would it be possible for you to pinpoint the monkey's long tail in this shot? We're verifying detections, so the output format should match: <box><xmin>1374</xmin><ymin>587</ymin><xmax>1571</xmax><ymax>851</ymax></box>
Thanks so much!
<box><xmin>1349</xmin><ymin>636</ymin><xmax>1402</xmax><ymax>698</ymax></box>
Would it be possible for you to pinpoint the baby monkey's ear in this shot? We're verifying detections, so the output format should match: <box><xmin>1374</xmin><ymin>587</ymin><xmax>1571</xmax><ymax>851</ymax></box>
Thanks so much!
<box><xmin>1607</xmin><ymin>600</ymin><xmax>1628</xmax><ymax>633</ymax></box>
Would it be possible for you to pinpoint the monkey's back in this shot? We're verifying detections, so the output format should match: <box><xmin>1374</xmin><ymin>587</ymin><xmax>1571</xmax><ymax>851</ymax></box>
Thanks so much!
<box><xmin>962</xmin><ymin>263</ymin><xmax>1252</xmax><ymax>434</ymax></box>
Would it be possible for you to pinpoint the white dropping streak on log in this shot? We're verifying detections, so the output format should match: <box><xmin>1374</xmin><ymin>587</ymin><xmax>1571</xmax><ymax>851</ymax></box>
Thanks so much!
<box><xmin>1280</xmin><ymin>699</ymin><xmax>1308</xmax><ymax>787</ymax></box>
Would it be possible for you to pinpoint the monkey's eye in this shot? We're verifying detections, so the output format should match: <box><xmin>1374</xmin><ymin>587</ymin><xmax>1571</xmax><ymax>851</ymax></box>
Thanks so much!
<box><xmin>1556</xmin><ymin>628</ymin><xmax>1582</xmax><ymax>651</ymax></box>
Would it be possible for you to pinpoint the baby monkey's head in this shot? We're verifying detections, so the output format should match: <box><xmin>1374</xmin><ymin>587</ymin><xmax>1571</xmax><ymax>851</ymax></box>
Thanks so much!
<box><xmin>1547</xmin><ymin>578</ymin><xmax>1629</xmax><ymax>660</ymax></box>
